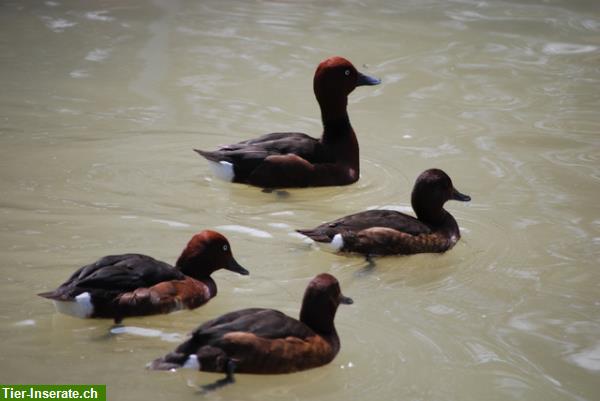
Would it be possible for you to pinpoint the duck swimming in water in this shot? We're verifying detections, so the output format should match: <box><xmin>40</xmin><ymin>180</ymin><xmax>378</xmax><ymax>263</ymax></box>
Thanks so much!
<box><xmin>38</xmin><ymin>231</ymin><xmax>249</xmax><ymax>324</ymax></box>
<box><xmin>149</xmin><ymin>273</ymin><xmax>352</xmax><ymax>390</ymax></box>
<box><xmin>297</xmin><ymin>169</ymin><xmax>471</xmax><ymax>256</ymax></box>
<box><xmin>195</xmin><ymin>56</ymin><xmax>380</xmax><ymax>188</ymax></box>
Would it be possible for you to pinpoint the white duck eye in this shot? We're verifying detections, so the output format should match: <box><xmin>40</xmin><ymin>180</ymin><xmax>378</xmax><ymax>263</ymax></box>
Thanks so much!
<box><xmin>344</xmin><ymin>69</ymin><xmax>351</xmax><ymax>76</ymax></box>
<box><xmin>222</xmin><ymin>244</ymin><xmax>228</xmax><ymax>252</ymax></box>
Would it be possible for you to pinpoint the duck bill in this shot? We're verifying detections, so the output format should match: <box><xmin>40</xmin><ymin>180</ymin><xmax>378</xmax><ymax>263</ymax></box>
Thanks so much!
<box><xmin>339</xmin><ymin>294</ymin><xmax>354</xmax><ymax>305</ymax></box>
<box><xmin>356</xmin><ymin>71</ymin><xmax>381</xmax><ymax>86</ymax></box>
<box><xmin>225</xmin><ymin>257</ymin><xmax>249</xmax><ymax>275</ymax></box>
<box><xmin>452</xmin><ymin>188</ymin><xmax>471</xmax><ymax>202</ymax></box>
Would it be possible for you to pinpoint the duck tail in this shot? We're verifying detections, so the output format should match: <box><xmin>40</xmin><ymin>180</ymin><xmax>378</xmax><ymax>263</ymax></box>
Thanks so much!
<box><xmin>194</xmin><ymin>149</ymin><xmax>222</xmax><ymax>162</ymax></box>
<box><xmin>37</xmin><ymin>290</ymin><xmax>62</xmax><ymax>300</ymax></box>
<box><xmin>295</xmin><ymin>229</ymin><xmax>331</xmax><ymax>243</ymax></box>
<box><xmin>147</xmin><ymin>352</ymin><xmax>191</xmax><ymax>370</ymax></box>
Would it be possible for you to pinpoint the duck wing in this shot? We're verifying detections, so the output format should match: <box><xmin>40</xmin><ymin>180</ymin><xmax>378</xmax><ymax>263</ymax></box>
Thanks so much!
<box><xmin>192</xmin><ymin>308</ymin><xmax>315</xmax><ymax>342</ymax></box>
<box><xmin>38</xmin><ymin>254</ymin><xmax>184</xmax><ymax>300</ymax></box>
<box><xmin>297</xmin><ymin>209</ymin><xmax>431</xmax><ymax>242</ymax></box>
<box><xmin>150</xmin><ymin>308</ymin><xmax>315</xmax><ymax>371</ymax></box>
<box><xmin>196</xmin><ymin>132</ymin><xmax>332</xmax><ymax>181</ymax></box>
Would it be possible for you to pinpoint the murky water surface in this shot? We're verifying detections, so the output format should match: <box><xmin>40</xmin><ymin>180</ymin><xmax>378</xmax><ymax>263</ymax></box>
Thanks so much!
<box><xmin>1</xmin><ymin>0</ymin><xmax>599</xmax><ymax>400</ymax></box>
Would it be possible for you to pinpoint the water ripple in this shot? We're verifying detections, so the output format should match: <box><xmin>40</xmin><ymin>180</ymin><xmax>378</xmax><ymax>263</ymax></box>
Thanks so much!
<box><xmin>542</xmin><ymin>42</ymin><xmax>598</xmax><ymax>55</ymax></box>
<box><xmin>40</xmin><ymin>16</ymin><xmax>77</xmax><ymax>32</ymax></box>
<box><xmin>567</xmin><ymin>342</ymin><xmax>600</xmax><ymax>372</ymax></box>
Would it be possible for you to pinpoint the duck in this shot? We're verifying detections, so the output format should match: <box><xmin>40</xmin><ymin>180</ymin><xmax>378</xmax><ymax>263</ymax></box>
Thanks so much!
<box><xmin>195</xmin><ymin>56</ymin><xmax>380</xmax><ymax>188</ymax></box>
<box><xmin>38</xmin><ymin>230</ymin><xmax>249</xmax><ymax>324</ymax></box>
<box><xmin>149</xmin><ymin>273</ymin><xmax>352</xmax><ymax>390</ymax></box>
<box><xmin>297</xmin><ymin>169</ymin><xmax>471</xmax><ymax>256</ymax></box>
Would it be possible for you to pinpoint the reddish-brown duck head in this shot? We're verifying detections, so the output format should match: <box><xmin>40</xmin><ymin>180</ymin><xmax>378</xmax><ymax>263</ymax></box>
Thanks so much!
<box><xmin>176</xmin><ymin>230</ymin><xmax>249</xmax><ymax>279</ymax></box>
<box><xmin>313</xmin><ymin>56</ymin><xmax>380</xmax><ymax>120</ymax></box>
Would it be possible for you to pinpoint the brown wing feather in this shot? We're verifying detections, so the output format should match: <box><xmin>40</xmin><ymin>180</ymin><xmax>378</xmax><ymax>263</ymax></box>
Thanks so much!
<box><xmin>297</xmin><ymin>210</ymin><xmax>432</xmax><ymax>242</ymax></box>
<box><xmin>343</xmin><ymin>227</ymin><xmax>457</xmax><ymax>255</ymax></box>
<box><xmin>112</xmin><ymin>277</ymin><xmax>213</xmax><ymax>317</ymax></box>
<box><xmin>217</xmin><ymin>332</ymin><xmax>334</xmax><ymax>374</ymax></box>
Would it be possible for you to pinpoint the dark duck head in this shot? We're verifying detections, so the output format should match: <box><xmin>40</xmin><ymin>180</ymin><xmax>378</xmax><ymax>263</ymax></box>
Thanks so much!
<box><xmin>411</xmin><ymin>169</ymin><xmax>471</xmax><ymax>227</ymax></box>
<box><xmin>299</xmin><ymin>273</ymin><xmax>353</xmax><ymax>336</ymax></box>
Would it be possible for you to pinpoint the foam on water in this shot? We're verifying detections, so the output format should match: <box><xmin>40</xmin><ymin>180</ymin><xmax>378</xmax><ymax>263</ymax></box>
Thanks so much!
<box><xmin>109</xmin><ymin>326</ymin><xmax>183</xmax><ymax>343</ymax></box>
<box><xmin>151</xmin><ymin>219</ymin><xmax>191</xmax><ymax>228</ymax></box>
<box><xmin>85</xmin><ymin>11</ymin><xmax>114</xmax><ymax>22</ymax></box>
<box><xmin>216</xmin><ymin>225</ymin><xmax>272</xmax><ymax>238</ymax></box>
<box><xmin>85</xmin><ymin>48</ymin><xmax>111</xmax><ymax>62</ymax></box>
<box><xmin>40</xmin><ymin>17</ymin><xmax>77</xmax><ymax>32</ymax></box>
<box><xmin>567</xmin><ymin>343</ymin><xmax>600</xmax><ymax>372</ymax></box>
<box><xmin>542</xmin><ymin>43</ymin><xmax>598</xmax><ymax>55</ymax></box>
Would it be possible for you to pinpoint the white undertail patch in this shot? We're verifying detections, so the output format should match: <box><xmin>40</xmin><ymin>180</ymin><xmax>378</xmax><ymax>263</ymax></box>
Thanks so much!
<box><xmin>329</xmin><ymin>234</ymin><xmax>345</xmax><ymax>252</ymax></box>
<box><xmin>183</xmin><ymin>354</ymin><xmax>200</xmax><ymax>370</ymax></box>
<box><xmin>53</xmin><ymin>292</ymin><xmax>94</xmax><ymax>318</ymax></box>
<box><xmin>207</xmin><ymin>160</ymin><xmax>234</xmax><ymax>182</ymax></box>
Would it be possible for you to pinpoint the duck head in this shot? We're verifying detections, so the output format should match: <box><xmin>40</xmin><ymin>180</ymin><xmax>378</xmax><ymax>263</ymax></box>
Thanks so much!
<box><xmin>411</xmin><ymin>169</ymin><xmax>471</xmax><ymax>224</ymax></box>
<box><xmin>176</xmin><ymin>230</ymin><xmax>249</xmax><ymax>279</ymax></box>
<box><xmin>313</xmin><ymin>56</ymin><xmax>380</xmax><ymax>120</ymax></box>
<box><xmin>299</xmin><ymin>273</ymin><xmax>353</xmax><ymax>335</ymax></box>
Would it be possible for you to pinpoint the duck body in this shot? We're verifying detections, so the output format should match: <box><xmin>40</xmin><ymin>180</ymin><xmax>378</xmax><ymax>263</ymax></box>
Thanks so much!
<box><xmin>197</xmin><ymin>131</ymin><xmax>338</xmax><ymax>187</ymax></box>
<box><xmin>297</xmin><ymin>209</ymin><xmax>432</xmax><ymax>242</ymax></box>
<box><xmin>38</xmin><ymin>231</ymin><xmax>249</xmax><ymax>323</ymax></box>
<box><xmin>196</xmin><ymin>56</ymin><xmax>380</xmax><ymax>188</ymax></box>
<box><xmin>38</xmin><ymin>254</ymin><xmax>215</xmax><ymax>321</ymax></box>
<box><xmin>297</xmin><ymin>169</ymin><xmax>471</xmax><ymax>256</ymax></box>
<box><xmin>150</xmin><ymin>273</ymin><xmax>352</xmax><ymax>379</ymax></box>
<box><xmin>151</xmin><ymin>308</ymin><xmax>335</xmax><ymax>374</ymax></box>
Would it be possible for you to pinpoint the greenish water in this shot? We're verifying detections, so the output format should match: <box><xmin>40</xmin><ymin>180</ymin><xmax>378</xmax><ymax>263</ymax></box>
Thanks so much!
<box><xmin>1</xmin><ymin>1</ymin><xmax>599</xmax><ymax>400</ymax></box>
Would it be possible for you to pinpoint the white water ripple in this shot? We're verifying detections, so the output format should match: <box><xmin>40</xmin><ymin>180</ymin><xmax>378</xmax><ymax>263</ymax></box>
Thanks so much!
<box><xmin>567</xmin><ymin>343</ymin><xmax>600</xmax><ymax>372</ymax></box>
<box><xmin>215</xmin><ymin>225</ymin><xmax>272</xmax><ymax>238</ymax></box>
<box><xmin>542</xmin><ymin>42</ymin><xmax>598</xmax><ymax>55</ymax></box>
<box><xmin>85</xmin><ymin>48</ymin><xmax>112</xmax><ymax>62</ymax></box>
<box><xmin>40</xmin><ymin>16</ymin><xmax>77</xmax><ymax>32</ymax></box>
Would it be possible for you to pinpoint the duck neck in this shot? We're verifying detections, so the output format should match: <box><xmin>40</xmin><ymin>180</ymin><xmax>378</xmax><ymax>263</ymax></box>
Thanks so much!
<box><xmin>301</xmin><ymin>311</ymin><xmax>340</xmax><ymax>351</ymax></box>
<box><xmin>318</xmin><ymin>92</ymin><xmax>348</xmax><ymax>120</ymax></box>
<box><xmin>322</xmin><ymin>113</ymin><xmax>351</xmax><ymax>139</ymax></box>
<box><xmin>415</xmin><ymin>207</ymin><xmax>460</xmax><ymax>237</ymax></box>
<box><xmin>175</xmin><ymin>258</ymin><xmax>213</xmax><ymax>282</ymax></box>
<box><xmin>183</xmin><ymin>268</ymin><xmax>214</xmax><ymax>282</ymax></box>
<box><xmin>201</xmin><ymin>276</ymin><xmax>217</xmax><ymax>296</ymax></box>
<box><xmin>177</xmin><ymin>266</ymin><xmax>217</xmax><ymax>296</ymax></box>
<box><xmin>323</xmin><ymin>327</ymin><xmax>341</xmax><ymax>353</ymax></box>
<box><xmin>299</xmin><ymin>300</ymin><xmax>338</xmax><ymax>341</ymax></box>
<box><xmin>318</xmin><ymin>99</ymin><xmax>359</xmax><ymax>168</ymax></box>
<box><xmin>319</xmin><ymin>94</ymin><xmax>350</xmax><ymax>139</ymax></box>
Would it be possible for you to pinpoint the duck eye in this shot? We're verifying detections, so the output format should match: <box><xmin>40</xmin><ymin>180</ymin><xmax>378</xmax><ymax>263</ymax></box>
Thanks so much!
<box><xmin>222</xmin><ymin>245</ymin><xmax>228</xmax><ymax>252</ymax></box>
<box><xmin>344</xmin><ymin>69</ymin><xmax>351</xmax><ymax>76</ymax></box>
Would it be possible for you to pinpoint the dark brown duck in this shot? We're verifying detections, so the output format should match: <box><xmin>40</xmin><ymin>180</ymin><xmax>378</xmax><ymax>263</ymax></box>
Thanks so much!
<box><xmin>150</xmin><ymin>273</ymin><xmax>352</xmax><ymax>389</ymax></box>
<box><xmin>297</xmin><ymin>169</ymin><xmax>471</xmax><ymax>256</ymax></box>
<box><xmin>195</xmin><ymin>56</ymin><xmax>380</xmax><ymax>188</ymax></box>
<box><xmin>38</xmin><ymin>231</ymin><xmax>249</xmax><ymax>324</ymax></box>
